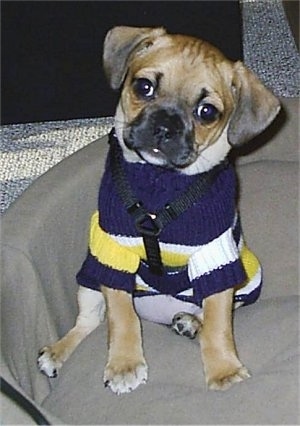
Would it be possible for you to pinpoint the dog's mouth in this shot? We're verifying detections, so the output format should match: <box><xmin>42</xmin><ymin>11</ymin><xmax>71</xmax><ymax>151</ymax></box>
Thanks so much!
<box><xmin>130</xmin><ymin>144</ymin><xmax>197</xmax><ymax>169</ymax></box>
<box><xmin>135</xmin><ymin>146</ymin><xmax>169</xmax><ymax>166</ymax></box>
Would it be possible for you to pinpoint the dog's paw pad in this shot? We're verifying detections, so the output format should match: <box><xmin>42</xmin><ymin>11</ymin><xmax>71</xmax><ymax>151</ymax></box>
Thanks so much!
<box><xmin>171</xmin><ymin>312</ymin><xmax>201</xmax><ymax>339</ymax></box>
<box><xmin>103</xmin><ymin>361</ymin><xmax>148</xmax><ymax>395</ymax></box>
<box><xmin>37</xmin><ymin>347</ymin><xmax>62</xmax><ymax>378</ymax></box>
<box><xmin>208</xmin><ymin>366</ymin><xmax>251</xmax><ymax>391</ymax></box>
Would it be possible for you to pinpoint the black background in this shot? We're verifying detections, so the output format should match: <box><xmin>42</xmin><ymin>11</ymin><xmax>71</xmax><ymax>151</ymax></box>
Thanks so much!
<box><xmin>1</xmin><ymin>1</ymin><xmax>242</xmax><ymax>124</ymax></box>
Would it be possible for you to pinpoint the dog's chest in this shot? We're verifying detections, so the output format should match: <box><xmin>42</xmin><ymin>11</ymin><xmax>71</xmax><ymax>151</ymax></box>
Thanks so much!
<box><xmin>98</xmin><ymin>157</ymin><xmax>237</xmax><ymax>247</ymax></box>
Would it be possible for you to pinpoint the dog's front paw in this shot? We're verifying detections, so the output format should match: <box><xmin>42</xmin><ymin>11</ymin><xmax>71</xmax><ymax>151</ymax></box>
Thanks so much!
<box><xmin>207</xmin><ymin>365</ymin><xmax>251</xmax><ymax>391</ymax></box>
<box><xmin>37</xmin><ymin>347</ymin><xmax>62</xmax><ymax>378</ymax></box>
<box><xmin>104</xmin><ymin>358</ymin><xmax>148</xmax><ymax>395</ymax></box>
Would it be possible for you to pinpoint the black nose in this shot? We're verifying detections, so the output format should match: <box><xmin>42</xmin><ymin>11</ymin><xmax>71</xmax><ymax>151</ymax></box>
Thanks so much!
<box><xmin>153</xmin><ymin>125</ymin><xmax>171</xmax><ymax>141</ymax></box>
<box><xmin>152</xmin><ymin>110</ymin><xmax>184</xmax><ymax>143</ymax></box>
<box><xmin>176</xmin><ymin>323</ymin><xmax>184</xmax><ymax>332</ymax></box>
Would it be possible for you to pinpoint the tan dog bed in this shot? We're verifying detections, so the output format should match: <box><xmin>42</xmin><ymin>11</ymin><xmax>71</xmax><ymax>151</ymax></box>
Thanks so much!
<box><xmin>1</xmin><ymin>98</ymin><xmax>298</xmax><ymax>424</ymax></box>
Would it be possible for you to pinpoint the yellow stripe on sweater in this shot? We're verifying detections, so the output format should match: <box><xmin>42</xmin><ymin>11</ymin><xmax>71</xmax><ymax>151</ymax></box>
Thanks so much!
<box><xmin>90</xmin><ymin>211</ymin><xmax>260</xmax><ymax>281</ymax></box>
<box><xmin>89</xmin><ymin>212</ymin><xmax>140</xmax><ymax>273</ymax></box>
<box><xmin>238</xmin><ymin>245</ymin><xmax>260</xmax><ymax>288</ymax></box>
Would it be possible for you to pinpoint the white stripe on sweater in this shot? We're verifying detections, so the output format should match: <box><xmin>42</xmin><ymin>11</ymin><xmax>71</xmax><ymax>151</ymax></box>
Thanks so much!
<box><xmin>188</xmin><ymin>227</ymin><xmax>239</xmax><ymax>280</ymax></box>
<box><xmin>111</xmin><ymin>234</ymin><xmax>197</xmax><ymax>256</ymax></box>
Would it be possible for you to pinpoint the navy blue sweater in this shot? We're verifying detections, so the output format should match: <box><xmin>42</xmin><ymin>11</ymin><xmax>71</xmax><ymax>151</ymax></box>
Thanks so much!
<box><xmin>77</xmin><ymin>143</ymin><xmax>262</xmax><ymax>307</ymax></box>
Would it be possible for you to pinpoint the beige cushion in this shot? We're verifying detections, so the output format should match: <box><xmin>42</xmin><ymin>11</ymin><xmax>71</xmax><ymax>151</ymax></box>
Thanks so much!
<box><xmin>1</xmin><ymin>98</ymin><xmax>299</xmax><ymax>424</ymax></box>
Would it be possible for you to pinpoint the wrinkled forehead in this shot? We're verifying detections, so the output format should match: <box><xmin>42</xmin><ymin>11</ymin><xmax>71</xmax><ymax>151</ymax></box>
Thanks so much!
<box><xmin>127</xmin><ymin>34</ymin><xmax>234</xmax><ymax>104</ymax></box>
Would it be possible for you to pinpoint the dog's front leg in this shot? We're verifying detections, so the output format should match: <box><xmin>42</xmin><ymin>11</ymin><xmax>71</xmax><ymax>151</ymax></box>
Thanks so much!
<box><xmin>200</xmin><ymin>288</ymin><xmax>250</xmax><ymax>391</ymax></box>
<box><xmin>101</xmin><ymin>286</ymin><xmax>148</xmax><ymax>394</ymax></box>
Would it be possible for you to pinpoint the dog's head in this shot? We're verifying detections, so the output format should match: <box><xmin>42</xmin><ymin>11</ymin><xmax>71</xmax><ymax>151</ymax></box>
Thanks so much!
<box><xmin>103</xmin><ymin>26</ymin><xmax>280</xmax><ymax>172</ymax></box>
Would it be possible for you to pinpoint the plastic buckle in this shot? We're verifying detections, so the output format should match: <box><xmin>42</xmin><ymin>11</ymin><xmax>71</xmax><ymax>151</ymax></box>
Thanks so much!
<box><xmin>135</xmin><ymin>212</ymin><xmax>162</xmax><ymax>237</ymax></box>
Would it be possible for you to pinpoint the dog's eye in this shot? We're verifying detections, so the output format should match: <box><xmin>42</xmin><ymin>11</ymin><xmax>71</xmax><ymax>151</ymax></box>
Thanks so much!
<box><xmin>194</xmin><ymin>103</ymin><xmax>219</xmax><ymax>123</ymax></box>
<box><xmin>133</xmin><ymin>78</ymin><xmax>155</xmax><ymax>100</ymax></box>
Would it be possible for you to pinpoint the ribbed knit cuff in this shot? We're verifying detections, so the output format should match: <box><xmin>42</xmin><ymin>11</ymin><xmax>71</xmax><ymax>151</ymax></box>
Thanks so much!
<box><xmin>192</xmin><ymin>259</ymin><xmax>247</xmax><ymax>305</ymax></box>
<box><xmin>76</xmin><ymin>251</ymin><xmax>136</xmax><ymax>293</ymax></box>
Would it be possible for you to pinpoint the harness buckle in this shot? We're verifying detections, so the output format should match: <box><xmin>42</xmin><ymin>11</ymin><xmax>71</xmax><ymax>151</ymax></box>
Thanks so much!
<box><xmin>135</xmin><ymin>212</ymin><xmax>162</xmax><ymax>237</ymax></box>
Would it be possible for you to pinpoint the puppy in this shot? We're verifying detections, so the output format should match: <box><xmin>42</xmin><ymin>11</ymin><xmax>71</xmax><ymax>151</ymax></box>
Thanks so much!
<box><xmin>38</xmin><ymin>26</ymin><xmax>280</xmax><ymax>394</ymax></box>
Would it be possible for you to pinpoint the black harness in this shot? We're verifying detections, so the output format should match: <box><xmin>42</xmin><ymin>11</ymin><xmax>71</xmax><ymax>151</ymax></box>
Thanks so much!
<box><xmin>108</xmin><ymin>129</ymin><xmax>229</xmax><ymax>276</ymax></box>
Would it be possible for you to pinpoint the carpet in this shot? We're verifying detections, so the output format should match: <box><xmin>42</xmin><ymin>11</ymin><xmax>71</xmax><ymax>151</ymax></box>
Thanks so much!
<box><xmin>1</xmin><ymin>0</ymin><xmax>299</xmax><ymax>213</ymax></box>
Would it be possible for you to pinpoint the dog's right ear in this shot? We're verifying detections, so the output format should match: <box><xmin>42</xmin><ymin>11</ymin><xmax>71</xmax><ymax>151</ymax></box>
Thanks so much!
<box><xmin>103</xmin><ymin>26</ymin><xmax>166</xmax><ymax>90</ymax></box>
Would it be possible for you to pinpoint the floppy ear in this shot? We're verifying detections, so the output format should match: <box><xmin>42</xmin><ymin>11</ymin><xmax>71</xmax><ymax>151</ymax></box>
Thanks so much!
<box><xmin>103</xmin><ymin>26</ymin><xmax>166</xmax><ymax>90</ymax></box>
<box><xmin>228</xmin><ymin>61</ymin><xmax>281</xmax><ymax>146</ymax></box>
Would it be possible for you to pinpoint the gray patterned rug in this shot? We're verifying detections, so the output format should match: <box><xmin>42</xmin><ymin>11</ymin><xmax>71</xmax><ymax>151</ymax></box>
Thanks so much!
<box><xmin>1</xmin><ymin>117</ymin><xmax>114</xmax><ymax>211</ymax></box>
<box><xmin>1</xmin><ymin>0</ymin><xmax>299</xmax><ymax>213</ymax></box>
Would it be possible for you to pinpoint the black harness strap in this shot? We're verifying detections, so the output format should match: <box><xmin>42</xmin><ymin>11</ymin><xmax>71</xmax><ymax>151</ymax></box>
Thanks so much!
<box><xmin>108</xmin><ymin>129</ymin><xmax>228</xmax><ymax>275</ymax></box>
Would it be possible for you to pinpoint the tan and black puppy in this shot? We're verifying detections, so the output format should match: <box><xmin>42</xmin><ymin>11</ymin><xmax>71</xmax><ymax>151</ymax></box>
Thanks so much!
<box><xmin>38</xmin><ymin>26</ymin><xmax>280</xmax><ymax>394</ymax></box>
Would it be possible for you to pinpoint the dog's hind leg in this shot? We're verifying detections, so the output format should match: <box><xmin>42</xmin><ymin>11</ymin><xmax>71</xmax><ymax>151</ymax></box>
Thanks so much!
<box><xmin>38</xmin><ymin>286</ymin><xmax>105</xmax><ymax>378</ymax></box>
<box><xmin>171</xmin><ymin>312</ymin><xmax>203</xmax><ymax>339</ymax></box>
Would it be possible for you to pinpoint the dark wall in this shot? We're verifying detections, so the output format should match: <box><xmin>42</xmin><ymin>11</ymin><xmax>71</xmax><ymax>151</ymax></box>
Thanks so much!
<box><xmin>1</xmin><ymin>1</ymin><xmax>242</xmax><ymax>124</ymax></box>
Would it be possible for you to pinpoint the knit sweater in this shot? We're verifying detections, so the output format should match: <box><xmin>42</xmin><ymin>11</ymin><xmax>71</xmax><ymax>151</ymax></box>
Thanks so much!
<box><xmin>77</xmin><ymin>143</ymin><xmax>262</xmax><ymax>308</ymax></box>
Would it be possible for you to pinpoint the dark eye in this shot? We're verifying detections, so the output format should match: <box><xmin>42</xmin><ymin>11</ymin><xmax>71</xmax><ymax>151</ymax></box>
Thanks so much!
<box><xmin>133</xmin><ymin>78</ymin><xmax>155</xmax><ymax>100</ymax></box>
<box><xmin>194</xmin><ymin>103</ymin><xmax>219</xmax><ymax>123</ymax></box>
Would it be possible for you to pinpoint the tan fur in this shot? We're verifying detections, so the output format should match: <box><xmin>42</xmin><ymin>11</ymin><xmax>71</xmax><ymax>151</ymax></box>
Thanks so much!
<box><xmin>101</xmin><ymin>286</ymin><xmax>148</xmax><ymax>394</ymax></box>
<box><xmin>117</xmin><ymin>36</ymin><xmax>236</xmax><ymax>154</ymax></box>
<box><xmin>107</xmin><ymin>27</ymin><xmax>280</xmax><ymax>158</ymax></box>
<box><xmin>38</xmin><ymin>26</ymin><xmax>280</xmax><ymax>393</ymax></box>
<box><xmin>199</xmin><ymin>289</ymin><xmax>250</xmax><ymax>390</ymax></box>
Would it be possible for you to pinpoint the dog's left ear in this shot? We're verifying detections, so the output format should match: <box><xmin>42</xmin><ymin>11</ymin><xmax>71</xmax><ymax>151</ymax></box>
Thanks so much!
<box><xmin>228</xmin><ymin>61</ymin><xmax>281</xmax><ymax>146</ymax></box>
